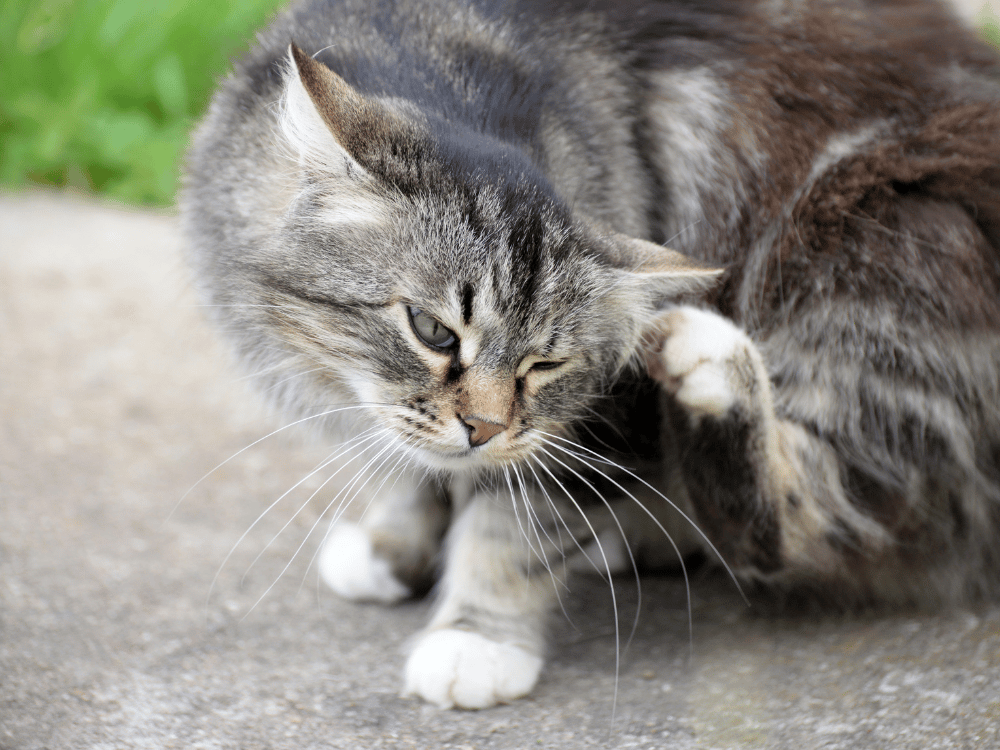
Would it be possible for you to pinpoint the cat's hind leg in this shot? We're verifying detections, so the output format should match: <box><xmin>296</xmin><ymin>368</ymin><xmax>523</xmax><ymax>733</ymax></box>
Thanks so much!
<box><xmin>646</xmin><ymin>306</ymin><xmax>890</xmax><ymax>591</ymax></box>
<box><xmin>320</xmin><ymin>469</ymin><xmax>449</xmax><ymax>603</ymax></box>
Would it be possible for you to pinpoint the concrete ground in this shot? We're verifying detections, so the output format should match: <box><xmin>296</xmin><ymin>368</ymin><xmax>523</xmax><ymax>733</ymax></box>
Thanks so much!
<box><xmin>2</xmin><ymin>186</ymin><xmax>999</xmax><ymax>750</ymax></box>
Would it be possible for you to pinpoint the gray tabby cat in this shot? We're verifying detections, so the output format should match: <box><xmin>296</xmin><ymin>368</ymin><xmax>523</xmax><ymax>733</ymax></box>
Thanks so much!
<box><xmin>182</xmin><ymin>0</ymin><xmax>1000</xmax><ymax>709</ymax></box>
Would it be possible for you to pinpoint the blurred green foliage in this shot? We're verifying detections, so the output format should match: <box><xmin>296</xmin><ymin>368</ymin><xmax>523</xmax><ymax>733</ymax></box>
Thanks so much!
<box><xmin>0</xmin><ymin>0</ymin><xmax>285</xmax><ymax>206</ymax></box>
<box><xmin>0</xmin><ymin>1</ymin><xmax>998</xmax><ymax>208</ymax></box>
<box><xmin>983</xmin><ymin>15</ymin><xmax>1000</xmax><ymax>49</ymax></box>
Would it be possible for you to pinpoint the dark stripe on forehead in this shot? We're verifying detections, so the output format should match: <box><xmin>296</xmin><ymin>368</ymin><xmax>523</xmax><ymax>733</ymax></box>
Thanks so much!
<box><xmin>461</xmin><ymin>282</ymin><xmax>474</xmax><ymax>325</ymax></box>
<box><xmin>506</xmin><ymin>208</ymin><xmax>546</xmax><ymax>321</ymax></box>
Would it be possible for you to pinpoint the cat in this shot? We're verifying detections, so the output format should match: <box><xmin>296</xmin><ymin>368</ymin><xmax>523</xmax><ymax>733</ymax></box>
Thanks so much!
<box><xmin>181</xmin><ymin>0</ymin><xmax>1000</xmax><ymax>709</ymax></box>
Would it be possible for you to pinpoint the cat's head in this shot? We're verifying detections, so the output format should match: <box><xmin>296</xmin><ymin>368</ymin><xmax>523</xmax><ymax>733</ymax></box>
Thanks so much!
<box><xmin>233</xmin><ymin>45</ymin><xmax>721</xmax><ymax>474</ymax></box>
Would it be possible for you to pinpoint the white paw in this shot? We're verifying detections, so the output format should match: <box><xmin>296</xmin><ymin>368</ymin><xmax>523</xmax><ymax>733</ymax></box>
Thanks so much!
<box><xmin>652</xmin><ymin>306</ymin><xmax>751</xmax><ymax>418</ymax></box>
<box><xmin>404</xmin><ymin>629</ymin><xmax>543</xmax><ymax>709</ymax></box>
<box><xmin>319</xmin><ymin>521</ymin><xmax>411</xmax><ymax>603</ymax></box>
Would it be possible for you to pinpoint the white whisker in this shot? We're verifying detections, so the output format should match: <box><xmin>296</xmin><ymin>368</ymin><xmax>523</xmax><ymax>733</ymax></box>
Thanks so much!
<box><xmin>503</xmin><ymin>466</ymin><xmax>551</xmax><ymax>600</ymax></box>
<box><xmin>533</xmin><ymin>446</ymin><xmax>644</xmax><ymax>655</ymax></box>
<box><xmin>206</xmin><ymin>425</ymin><xmax>386</xmax><ymax>611</ymax></box>
<box><xmin>239</xmin><ymin>430</ymin><xmax>402</xmax><ymax>620</ymax></box>
<box><xmin>512</xmin><ymin>463</ymin><xmax>576</xmax><ymax>626</ymax></box>
<box><xmin>171</xmin><ymin>402</ymin><xmax>405</xmax><ymax>522</ymax></box>
<box><xmin>302</xmin><ymin>444</ymin><xmax>416</xmax><ymax>600</ymax></box>
<box><xmin>537</xmin><ymin>430</ymin><xmax>749</xmax><ymax>607</ymax></box>
<box><xmin>238</xmin><ymin>427</ymin><xmax>391</xmax><ymax>588</ymax></box>
<box><xmin>261</xmin><ymin>365</ymin><xmax>329</xmax><ymax>394</ymax></box>
<box><xmin>527</xmin><ymin>453</ymin><xmax>623</xmax><ymax>724</ymax></box>
<box><xmin>510</xmin><ymin>465</ymin><xmax>566</xmax><ymax>595</ymax></box>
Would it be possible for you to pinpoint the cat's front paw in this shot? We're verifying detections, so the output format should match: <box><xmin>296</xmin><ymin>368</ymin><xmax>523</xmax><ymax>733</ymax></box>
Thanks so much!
<box><xmin>647</xmin><ymin>306</ymin><xmax>762</xmax><ymax>420</ymax></box>
<box><xmin>404</xmin><ymin>629</ymin><xmax>543</xmax><ymax>709</ymax></box>
<box><xmin>319</xmin><ymin>521</ymin><xmax>411</xmax><ymax>603</ymax></box>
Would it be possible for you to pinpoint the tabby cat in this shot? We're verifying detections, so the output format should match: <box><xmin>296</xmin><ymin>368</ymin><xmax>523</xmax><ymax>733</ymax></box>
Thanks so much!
<box><xmin>182</xmin><ymin>0</ymin><xmax>1000</xmax><ymax>709</ymax></box>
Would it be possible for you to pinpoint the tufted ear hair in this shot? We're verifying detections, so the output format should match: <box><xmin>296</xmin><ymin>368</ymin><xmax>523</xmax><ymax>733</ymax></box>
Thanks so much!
<box><xmin>279</xmin><ymin>44</ymin><xmax>358</xmax><ymax>174</ymax></box>
<box><xmin>280</xmin><ymin>43</ymin><xmax>422</xmax><ymax>180</ymax></box>
<box><xmin>608</xmin><ymin>232</ymin><xmax>725</xmax><ymax>303</ymax></box>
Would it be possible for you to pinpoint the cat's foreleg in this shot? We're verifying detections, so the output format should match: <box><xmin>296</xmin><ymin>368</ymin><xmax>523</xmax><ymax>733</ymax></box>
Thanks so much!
<box><xmin>647</xmin><ymin>306</ymin><xmax>889</xmax><ymax>586</ymax></box>
<box><xmin>320</xmin><ymin>468</ymin><xmax>449</xmax><ymax>603</ymax></box>
<box><xmin>404</xmin><ymin>493</ymin><xmax>561</xmax><ymax>708</ymax></box>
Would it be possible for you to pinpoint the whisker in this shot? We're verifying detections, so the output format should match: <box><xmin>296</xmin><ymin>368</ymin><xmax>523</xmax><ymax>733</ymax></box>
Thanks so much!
<box><xmin>509</xmin><ymin>465</ymin><xmax>566</xmax><ymax>597</ymax></box>
<box><xmin>527</xmin><ymin>453</ymin><xmax>623</xmax><ymax>725</ymax></box>
<box><xmin>536</xmin><ymin>437</ymin><xmax>696</xmax><ymax>655</ymax></box>
<box><xmin>537</xmin><ymin>430</ymin><xmax>749</xmax><ymax>606</ymax></box>
<box><xmin>533</xmin><ymin>446</ymin><xmax>644</xmax><ymax>655</ymax></box>
<box><xmin>524</xmin><ymin>458</ymin><xmax>609</xmax><ymax>586</ymax></box>
<box><xmin>239</xmin><ymin>430</ymin><xmax>402</xmax><ymax>620</ymax></box>
<box><xmin>512</xmin><ymin>464</ymin><xmax>566</xmax><ymax>580</ymax></box>
<box><xmin>511</xmin><ymin>463</ymin><xmax>576</xmax><ymax>626</ymax></box>
<box><xmin>171</xmin><ymin>402</ymin><xmax>406</xmax><ymax>522</ymax></box>
<box><xmin>578</xmin><ymin>405</ymin><xmax>631</xmax><ymax>452</ymax></box>
<box><xmin>301</xmin><ymin>445</ymin><xmax>416</xmax><ymax>600</ymax></box>
<box><xmin>206</xmin><ymin>425</ymin><xmax>386</xmax><ymax>610</ymax></box>
<box><xmin>237</xmin><ymin>427</ymin><xmax>390</xmax><ymax>588</ymax></box>
<box><xmin>227</xmin><ymin>353</ymin><xmax>305</xmax><ymax>385</ymax></box>
<box><xmin>261</xmin><ymin>366</ymin><xmax>329</xmax><ymax>394</ymax></box>
<box><xmin>502</xmin><ymin>467</ymin><xmax>547</xmax><ymax>581</ymax></box>
<box><xmin>192</xmin><ymin>303</ymin><xmax>292</xmax><ymax>308</ymax></box>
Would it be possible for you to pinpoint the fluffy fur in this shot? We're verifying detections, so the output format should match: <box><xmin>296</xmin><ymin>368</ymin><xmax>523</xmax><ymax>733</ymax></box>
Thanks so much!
<box><xmin>182</xmin><ymin>0</ymin><xmax>1000</xmax><ymax>708</ymax></box>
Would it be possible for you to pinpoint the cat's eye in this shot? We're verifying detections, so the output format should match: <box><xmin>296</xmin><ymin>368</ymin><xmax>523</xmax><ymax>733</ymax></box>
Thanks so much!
<box><xmin>408</xmin><ymin>306</ymin><xmax>457</xmax><ymax>350</ymax></box>
<box><xmin>530</xmin><ymin>360</ymin><xmax>564</xmax><ymax>372</ymax></box>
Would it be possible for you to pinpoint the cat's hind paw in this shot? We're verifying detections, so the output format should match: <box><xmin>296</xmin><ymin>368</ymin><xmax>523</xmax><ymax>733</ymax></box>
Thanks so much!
<box><xmin>647</xmin><ymin>306</ymin><xmax>763</xmax><ymax>420</ymax></box>
<box><xmin>404</xmin><ymin>629</ymin><xmax>543</xmax><ymax>709</ymax></box>
<box><xmin>319</xmin><ymin>521</ymin><xmax>411</xmax><ymax>603</ymax></box>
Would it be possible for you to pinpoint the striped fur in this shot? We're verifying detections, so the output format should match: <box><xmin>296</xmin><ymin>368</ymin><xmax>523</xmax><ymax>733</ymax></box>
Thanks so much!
<box><xmin>182</xmin><ymin>0</ymin><xmax>1000</xmax><ymax>708</ymax></box>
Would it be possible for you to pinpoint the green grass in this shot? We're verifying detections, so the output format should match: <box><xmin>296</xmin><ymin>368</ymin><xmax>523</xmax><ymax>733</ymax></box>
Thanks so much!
<box><xmin>0</xmin><ymin>1</ymin><xmax>998</xmax><ymax>208</ymax></box>
<box><xmin>983</xmin><ymin>14</ymin><xmax>1000</xmax><ymax>50</ymax></box>
<box><xmin>0</xmin><ymin>0</ymin><xmax>285</xmax><ymax>206</ymax></box>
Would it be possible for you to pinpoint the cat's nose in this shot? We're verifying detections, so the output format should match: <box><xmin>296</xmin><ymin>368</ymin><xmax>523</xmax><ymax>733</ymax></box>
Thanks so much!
<box><xmin>459</xmin><ymin>414</ymin><xmax>507</xmax><ymax>447</ymax></box>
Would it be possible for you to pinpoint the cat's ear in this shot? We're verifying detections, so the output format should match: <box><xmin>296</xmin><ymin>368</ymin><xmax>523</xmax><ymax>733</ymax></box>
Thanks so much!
<box><xmin>610</xmin><ymin>233</ymin><xmax>725</xmax><ymax>302</ymax></box>
<box><xmin>281</xmin><ymin>43</ymin><xmax>409</xmax><ymax>177</ymax></box>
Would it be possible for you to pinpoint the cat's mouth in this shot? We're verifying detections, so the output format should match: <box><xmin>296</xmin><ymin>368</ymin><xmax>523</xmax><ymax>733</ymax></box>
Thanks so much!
<box><xmin>407</xmin><ymin>441</ymin><xmax>527</xmax><ymax>473</ymax></box>
<box><xmin>413</xmin><ymin>445</ymin><xmax>489</xmax><ymax>469</ymax></box>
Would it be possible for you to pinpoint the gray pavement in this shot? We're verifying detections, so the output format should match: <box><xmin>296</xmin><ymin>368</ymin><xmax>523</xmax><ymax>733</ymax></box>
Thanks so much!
<box><xmin>1</xmin><ymin>190</ymin><xmax>998</xmax><ymax>749</ymax></box>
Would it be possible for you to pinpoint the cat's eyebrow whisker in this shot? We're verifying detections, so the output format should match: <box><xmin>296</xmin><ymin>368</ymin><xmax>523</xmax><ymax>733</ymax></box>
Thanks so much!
<box><xmin>207</xmin><ymin>425</ymin><xmax>386</xmax><ymax>610</ymax></box>
<box><xmin>527</xmin><ymin>452</ymin><xmax>623</xmax><ymax>725</ymax></box>
<box><xmin>537</xmin><ymin>430</ymin><xmax>749</xmax><ymax>607</ymax></box>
